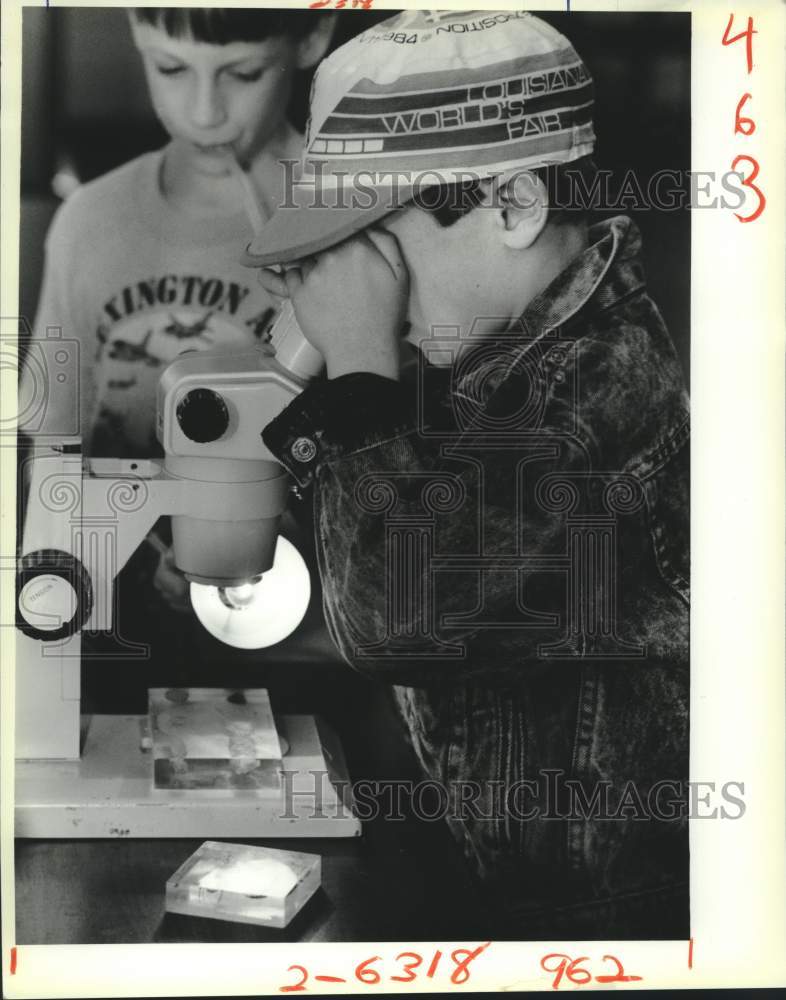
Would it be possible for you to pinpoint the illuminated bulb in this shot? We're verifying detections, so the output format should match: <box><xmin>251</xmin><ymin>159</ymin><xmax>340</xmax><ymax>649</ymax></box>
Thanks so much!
<box><xmin>190</xmin><ymin>537</ymin><xmax>310</xmax><ymax>649</ymax></box>
<box><xmin>219</xmin><ymin>582</ymin><xmax>257</xmax><ymax>610</ymax></box>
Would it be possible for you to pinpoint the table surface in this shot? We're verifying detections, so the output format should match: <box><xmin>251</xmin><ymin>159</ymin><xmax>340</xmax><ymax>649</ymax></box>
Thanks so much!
<box><xmin>14</xmin><ymin>680</ymin><xmax>497</xmax><ymax>945</ymax></box>
<box><xmin>15</xmin><ymin>821</ymin><xmax>493</xmax><ymax>945</ymax></box>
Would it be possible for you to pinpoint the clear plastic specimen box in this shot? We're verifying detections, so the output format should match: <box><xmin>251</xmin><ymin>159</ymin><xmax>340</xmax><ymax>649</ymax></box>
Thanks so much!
<box><xmin>166</xmin><ymin>841</ymin><xmax>321</xmax><ymax>928</ymax></box>
<box><xmin>149</xmin><ymin>688</ymin><xmax>283</xmax><ymax>791</ymax></box>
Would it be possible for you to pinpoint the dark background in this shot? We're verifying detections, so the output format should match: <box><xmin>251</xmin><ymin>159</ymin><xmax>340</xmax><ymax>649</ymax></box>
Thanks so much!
<box><xmin>20</xmin><ymin>8</ymin><xmax>690</xmax><ymax>376</ymax></box>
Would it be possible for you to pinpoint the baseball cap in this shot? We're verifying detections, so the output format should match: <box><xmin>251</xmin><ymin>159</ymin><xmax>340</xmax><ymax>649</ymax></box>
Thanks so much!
<box><xmin>243</xmin><ymin>9</ymin><xmax>595</xmax><ymax>267</ymax></box>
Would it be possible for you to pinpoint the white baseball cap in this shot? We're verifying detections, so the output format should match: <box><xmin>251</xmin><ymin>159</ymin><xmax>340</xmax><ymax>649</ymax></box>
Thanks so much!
<box><xmin>243</xmin><ymin>9</ymin><xmax>595</xmax><ymax>266</ymax></box>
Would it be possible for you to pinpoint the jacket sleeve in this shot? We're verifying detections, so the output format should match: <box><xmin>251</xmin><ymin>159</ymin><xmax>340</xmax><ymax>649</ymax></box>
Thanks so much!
<box><xmin>262</xmin><ymin>369</ymin><xmax>612</xmax><ymax>686</ymax></box>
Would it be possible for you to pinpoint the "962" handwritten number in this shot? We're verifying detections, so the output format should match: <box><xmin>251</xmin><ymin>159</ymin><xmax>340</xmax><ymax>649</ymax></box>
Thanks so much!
<box><xmin>540</xmin><ymin>952</ymin><xmax>643</xmax><ymax>990</ymax></box>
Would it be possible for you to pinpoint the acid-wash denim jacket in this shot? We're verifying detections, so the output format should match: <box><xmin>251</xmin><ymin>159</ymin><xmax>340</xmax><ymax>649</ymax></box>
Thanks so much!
<box><xmin>264</xmin><ymin>215</ymin><xmax>690</xmax><ymax>938</ymax></box>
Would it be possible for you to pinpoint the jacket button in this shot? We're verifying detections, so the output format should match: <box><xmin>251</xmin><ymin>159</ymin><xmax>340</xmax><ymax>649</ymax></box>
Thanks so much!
<box><xmin>291</xmin><ymin>436</ymin><xmax>317</xmax><ymax>463</ymax></box>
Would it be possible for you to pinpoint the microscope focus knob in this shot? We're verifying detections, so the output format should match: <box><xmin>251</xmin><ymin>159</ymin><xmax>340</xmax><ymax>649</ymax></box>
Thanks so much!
<box><xmin>16</xmin><ymin>549</ymin><xmax>93</xmax><ymax>642</ymax></box>
<box><xmin>176</xmin><ymin>387</ymin><xmax>230</xmax><ymax>443</ymax></box>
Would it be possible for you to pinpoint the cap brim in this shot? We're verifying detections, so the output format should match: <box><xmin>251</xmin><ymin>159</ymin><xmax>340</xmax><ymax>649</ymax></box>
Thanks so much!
<box><xmin>241</xmin><ymin>180</ymin><xmax>414</xmax><ymax>268</ymax></box>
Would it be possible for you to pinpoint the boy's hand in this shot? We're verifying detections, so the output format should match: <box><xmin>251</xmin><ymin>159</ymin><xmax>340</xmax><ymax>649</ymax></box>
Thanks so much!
<box><xmin>258</xmin><ymin>230</ymin><xmax>409</xmax><ymax>380</ymax></box>
<box><xmin>153</xmin><ymin>547</ymin><xmax>191</xmax><ymax>614</ymax></box>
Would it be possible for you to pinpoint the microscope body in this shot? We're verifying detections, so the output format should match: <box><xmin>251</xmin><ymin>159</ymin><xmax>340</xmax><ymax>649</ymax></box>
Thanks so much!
<box><xmin>13</xmin><ymin>305</ymin><xmax>363</xmax><ymax>839</ymax></box>
<box><xmin>17</xmin><ymin>313</ymin><xmax>319</xmax><ymax>761</ymax></box>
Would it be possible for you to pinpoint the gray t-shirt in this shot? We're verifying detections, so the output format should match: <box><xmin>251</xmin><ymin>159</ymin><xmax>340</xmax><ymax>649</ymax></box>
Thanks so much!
<box><xmin>30</xmin><ymin>147</ymin><xmax>278</xmax><ymax>457</ymax></box>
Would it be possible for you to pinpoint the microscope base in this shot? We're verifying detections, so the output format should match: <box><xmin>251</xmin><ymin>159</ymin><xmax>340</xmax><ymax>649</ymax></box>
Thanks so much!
<box><xmin>15</xmin><ymin>714</ymin><xmax>360</xmax><ymax>839</ymax></box>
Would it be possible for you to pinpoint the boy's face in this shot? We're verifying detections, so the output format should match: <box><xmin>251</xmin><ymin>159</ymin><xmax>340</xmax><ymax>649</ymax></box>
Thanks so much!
<box><xmin>131</xmin><ymin>22</ymin><xmax>300</xmax><ymax>176</ymax></box>
<box><xmin>379</xmin><ymin>201</ymin><xmax>515</xmax><ymax>345</ymax></box>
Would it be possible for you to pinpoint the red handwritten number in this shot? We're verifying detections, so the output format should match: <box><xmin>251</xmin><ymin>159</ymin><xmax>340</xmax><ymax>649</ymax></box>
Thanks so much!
<box><xmin>450</xmin><ymin>941</ymin><xmax>492</xmax><ymax>984</ymax></box>
<box><xmin>355</xmin><ymin>956</ymin><xmax>382</xmax><ymax>984</ymax></box>
<box><xmin>721</xmin><ymin>13</ymin><xmax>756</xmax><ymax>73</ymax></box>
<box><xmin>595</xmin><ymin>954</ymin><xmax>643</xmax><ymax>984</ymax></box>
<box><xmin>426</xmin><ymin>950</ymin><xmax>443</xmax><ymax>977</ymax></box>
<box><xmin>309</xmin><ymin>0</ymin><xmax>373</xmax><ymax>7</ymax></box>
<box><xmin>540</xmin><ymin>954</ymin><xmax>591</xmax><ymax>990</ymax></box>
<box><xmin>391</xmin><ymin>951</ymin><xmax>423</xmax><ymax>983</ymax></box>
<box><xmin>734</xmin><ymin>93</ymin><xmax>756</xmax><ymax>136</ymax></box>
<box><xmin>566</xmin><ymin>957</ymin><xmax>590</xmax><ymax>986</ymax></box>
<box><xmin>541</xmin><ymin>954</ymin><xmax>570</xmax><ymax>990</ymax></box>
<box><xmin>732</xmin><ymin>154</ymin><xmax>766</xmax><ymax>223</ymax></box>
<box><xmin>541</xmin><ymin>953</ymin><xmax>642</xmax><ymax>989</ymax></box>
<box><xmin>280</xmin><ymin>965</ymin><xmax>309</xmax><ymax>993</ymax></box>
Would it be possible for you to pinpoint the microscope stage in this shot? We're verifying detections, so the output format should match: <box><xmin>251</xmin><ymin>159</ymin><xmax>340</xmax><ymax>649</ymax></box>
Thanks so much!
<box><xmin>15</xmin><ymin>713</ymin><xmax>360</xmax><ymax>839</ymax></box>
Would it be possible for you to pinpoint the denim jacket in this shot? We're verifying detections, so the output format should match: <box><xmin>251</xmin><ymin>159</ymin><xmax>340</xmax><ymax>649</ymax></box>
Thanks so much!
<box><xmin>264</xmin><ymin>215</ymin><xmax>690</xmax><ymax>938</ymax></box>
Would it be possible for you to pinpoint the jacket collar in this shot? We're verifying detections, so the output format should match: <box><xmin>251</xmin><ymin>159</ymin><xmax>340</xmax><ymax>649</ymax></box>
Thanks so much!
<box><xmin>521</xmin><ymin>214</ymin><xmax>646</xmax><ymax>337</ymax></box>
<box><xmin>449</xmin><ymin>215</ymin><xmax>646</xmax><ymax>406</ymax></box>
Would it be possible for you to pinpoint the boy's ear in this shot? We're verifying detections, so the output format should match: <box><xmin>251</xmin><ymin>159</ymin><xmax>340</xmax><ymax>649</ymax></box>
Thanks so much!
<box><xmin>295</xmin><ymin>14</ymin><xmax>337</xmax><ymax>70</ymax></box>
<box><xmin>494</xmin><ymin>170</ymin><xmax>549</xmax><ymax>250</ymax></box>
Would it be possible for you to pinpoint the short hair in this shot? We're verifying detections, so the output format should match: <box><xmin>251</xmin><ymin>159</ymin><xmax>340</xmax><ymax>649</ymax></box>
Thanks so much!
<box><xmin>413</xmin><ymin>156</ymin><xmax>599</xmax><ymax>228</ymax></box>
<box><xmin>131</xmin><ymin>7</ymin><xmax>323</xmax><ymax>44</ymax></box>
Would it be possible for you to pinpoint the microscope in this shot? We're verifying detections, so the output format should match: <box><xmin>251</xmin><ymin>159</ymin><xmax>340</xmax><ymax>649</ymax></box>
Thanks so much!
<box><xmin>14</xmin><ymin>305</ymin><xmax>359</xmax><ymax>838</ymax></box>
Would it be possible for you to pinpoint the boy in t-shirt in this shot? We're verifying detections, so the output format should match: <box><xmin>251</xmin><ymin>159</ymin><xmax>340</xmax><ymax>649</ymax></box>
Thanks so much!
<box><xmin>19</xmin><ymin>8</ymin><xmax>335</xmax><ymax>690</ymax></box>
<box><xmin>28</xmin><ymin>7</ymin><xmax>335</xmax><ymax>457</ymax></box>
<box><xmin>251</xmin><ymin>10</ymin><xmax>690</xmax><ymax>938</ymax></box>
